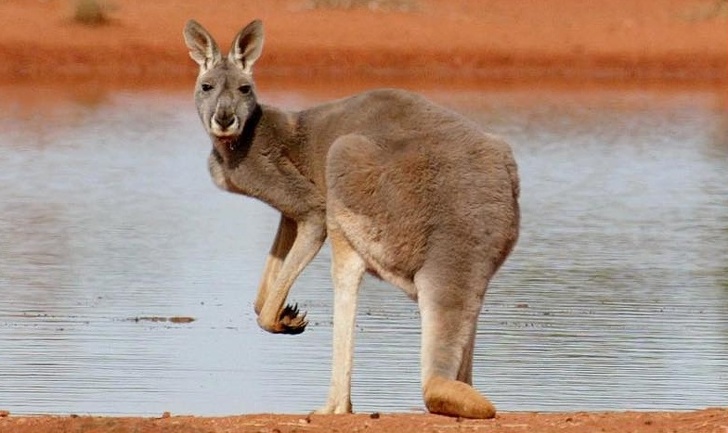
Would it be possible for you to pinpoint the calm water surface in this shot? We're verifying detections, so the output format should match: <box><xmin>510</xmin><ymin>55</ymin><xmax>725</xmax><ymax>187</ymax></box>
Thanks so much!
<box><xmin>0</xmin><ymin>82</ymin><xmax>726</xmax><ymax>415</ymax></box>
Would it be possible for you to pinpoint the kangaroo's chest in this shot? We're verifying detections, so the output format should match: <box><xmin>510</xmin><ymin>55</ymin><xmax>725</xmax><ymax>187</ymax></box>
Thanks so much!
<box><xmin>207</xmin><ymin>148</ymin><xmax>327</xmax><ymax>220</ymax></box>
<box><xmin>207</xmin><ymin>151</ymin><xmax>246</xmax><ymax>194</ymax></box>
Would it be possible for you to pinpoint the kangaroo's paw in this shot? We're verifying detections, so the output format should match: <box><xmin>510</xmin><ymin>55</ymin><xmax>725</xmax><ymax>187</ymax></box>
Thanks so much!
<box><xmin>423</xmin><ymin>376</ymin><xmax>496</xmax><ymax>419</ymax></box>
<box><xmin>257</xmin><ymin>303</ymin><xmax>308</xmax><ymax>334</ymax></box>
<box><xmin>278</xmin><ymin>303</ymin><xmax>308</xmax><ymax>334</ymax></box>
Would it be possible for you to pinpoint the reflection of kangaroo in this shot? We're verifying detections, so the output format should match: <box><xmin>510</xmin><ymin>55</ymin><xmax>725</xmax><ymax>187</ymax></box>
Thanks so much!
<box><xmin>184</xmin><ymin>19</ymin><xmax>520</xmax><ymax>419</ymax></box>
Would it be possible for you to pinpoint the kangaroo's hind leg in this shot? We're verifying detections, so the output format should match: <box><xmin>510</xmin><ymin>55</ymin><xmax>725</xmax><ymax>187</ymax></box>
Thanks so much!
<box><xmin>415</xmin><ymin>266</ymin><xmax>496</xmax><ymax>419</ymax></box>
<box><xmin>458</xmin><ymin>330</ymin><xmax>476</xmax><ymax>385</ymax></box>
<box><xmin>316</xmin><ymin>228</ymin><xmax>366</xmax><ymax>414</ymax></box>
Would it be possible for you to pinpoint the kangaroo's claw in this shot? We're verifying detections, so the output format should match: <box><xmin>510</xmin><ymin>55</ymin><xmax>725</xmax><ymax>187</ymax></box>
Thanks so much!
<box><xmin>278</xmin><ymin>303</ymin><xmax>308</xmax><ymax>334</ymax></box>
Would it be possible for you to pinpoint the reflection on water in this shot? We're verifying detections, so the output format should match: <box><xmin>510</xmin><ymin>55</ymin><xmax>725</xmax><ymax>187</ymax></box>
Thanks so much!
<box><xmin>0</xmin><ymin>83</ymin><xmax>726</xmax><ymax>415</ymax></box>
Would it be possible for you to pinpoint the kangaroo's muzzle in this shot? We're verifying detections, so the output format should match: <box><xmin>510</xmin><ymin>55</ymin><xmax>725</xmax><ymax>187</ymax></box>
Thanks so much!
<box><xmin>211</xmin><ymin>111</ymin><xmax>240</xmax><ymax>137</ymax></box>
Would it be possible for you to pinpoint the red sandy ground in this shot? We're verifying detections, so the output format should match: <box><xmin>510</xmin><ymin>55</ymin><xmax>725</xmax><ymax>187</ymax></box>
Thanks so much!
<box><xmin>1</xmin><ymin>409</ymin><xmax>727</xmax><ymax>433</ymax></box>
<box><xmin>0</xmin><ymin>0</ymin><xmax>725</xmax><ymax>84</ymax></box>
<box><xmin>0</xmin><ymin>0</ymin><xmax>726</xmax><ymax>432</ymax></box>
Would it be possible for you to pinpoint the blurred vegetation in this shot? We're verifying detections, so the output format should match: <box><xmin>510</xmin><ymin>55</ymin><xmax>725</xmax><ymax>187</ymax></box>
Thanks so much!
<box><xmin>712</xmin><ymin>0</ymin><xmax>728</xmax><ymax>17</ymax></box>
<box><xmin>307</xmin><ymin>0</ymin><xmax>417</xmax><ymax>11</ymax></box>
<box><xmin>685</xmin><ymin>0</ymin><xmax>728</xmax><ymax>20</ymax></box>
<box><xmin>72</xmin><ymin>0</ymin><xmax>114</xmax><ymax>25</ymax></box>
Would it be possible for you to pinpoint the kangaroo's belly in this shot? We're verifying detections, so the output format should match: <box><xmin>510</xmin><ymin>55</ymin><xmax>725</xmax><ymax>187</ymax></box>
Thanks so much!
<box><xmin>331</xmin><ymin>206</ymin><xmax>421</xmax><ymax>299</ymax></box>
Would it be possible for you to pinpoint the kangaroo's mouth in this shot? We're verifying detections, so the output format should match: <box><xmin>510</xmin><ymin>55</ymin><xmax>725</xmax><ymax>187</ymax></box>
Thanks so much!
<box><xmin>210</xmin><ymin>114</ymin><xmax>240</xmax><ymax>137</ymax></box>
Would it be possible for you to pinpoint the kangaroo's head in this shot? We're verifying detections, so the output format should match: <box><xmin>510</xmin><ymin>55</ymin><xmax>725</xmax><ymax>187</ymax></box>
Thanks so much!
<box><xmin>184</xmin><ymin>19</ymin><xmax>264</xmax><ymax>140</ymax></box>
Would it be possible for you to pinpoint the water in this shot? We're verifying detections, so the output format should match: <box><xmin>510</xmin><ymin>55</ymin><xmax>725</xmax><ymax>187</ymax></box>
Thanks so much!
<box><xmin>0</xmin><ymin>82</ymin><xmax>726</xmax><ymax>416</ymax></box>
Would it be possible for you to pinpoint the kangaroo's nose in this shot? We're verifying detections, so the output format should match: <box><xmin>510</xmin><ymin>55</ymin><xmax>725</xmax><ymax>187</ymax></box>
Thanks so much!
<box><xmin>215</xmin><ymin>113</ymin><xmax>235</xmax><ymax>129</ymax></box>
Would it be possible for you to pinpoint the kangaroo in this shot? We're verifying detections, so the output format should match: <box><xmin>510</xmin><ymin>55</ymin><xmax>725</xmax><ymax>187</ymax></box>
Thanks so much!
<box><xmin>184</xmin><ymin>19</ymin><xmax>520</xmax><ymax>419</ymax></box>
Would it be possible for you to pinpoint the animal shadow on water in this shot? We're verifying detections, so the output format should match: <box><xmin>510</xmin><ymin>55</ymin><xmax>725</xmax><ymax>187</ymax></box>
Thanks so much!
<box><xmin>183</xmin><ymin>18</ymin><xmax>520</xmax><ymax>419</ymax></box>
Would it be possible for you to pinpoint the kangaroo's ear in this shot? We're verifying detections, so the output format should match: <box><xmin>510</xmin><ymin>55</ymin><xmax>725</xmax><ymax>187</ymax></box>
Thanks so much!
<box><xmin>184</xmin><ymin>20</ymin><xmax>222</xmax><ymax>71</ymax></box>
<box><xmin>229</xmin><ymin>19</ymin><xmax>264</xmax><ymax>74</ymax></box>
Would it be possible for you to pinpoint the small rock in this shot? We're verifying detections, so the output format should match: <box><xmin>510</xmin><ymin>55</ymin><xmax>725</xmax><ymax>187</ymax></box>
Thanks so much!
<box><xmin>0</xmin><ymin>410</ymin><xmax>9</xmax><ymax>417</ymax></box>
<box><xmin>369</xmin><ymin>412</ymin><xmax>380</xmax><ymax>419</ymax></box>
<box><xmin>70</xmin><ymin>414</ymin><xmax>79</xmax><ymax>418</ymax></box>
<box><xmin>161</xmin><ymin>411</ymin><xmax>171</xmax><ymax>419</ymax></box>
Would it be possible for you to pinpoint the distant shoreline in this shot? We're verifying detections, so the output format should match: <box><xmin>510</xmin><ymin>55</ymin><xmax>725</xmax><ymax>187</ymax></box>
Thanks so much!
<box><xmin>2</xmin><ymin>44</ymin><xmax>725</xmax><ymax>85</ymax></box>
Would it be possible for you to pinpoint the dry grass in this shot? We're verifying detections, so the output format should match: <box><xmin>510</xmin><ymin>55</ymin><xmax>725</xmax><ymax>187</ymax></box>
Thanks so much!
<box><xmin>307</xmin><ymin>0</ymin><xmax>417</xmax><ymax>12</ymax></box>
<box><xmin>683</xmin><ymin>0</ymin><xmax>728</xmax><ymax>20</ymax></box>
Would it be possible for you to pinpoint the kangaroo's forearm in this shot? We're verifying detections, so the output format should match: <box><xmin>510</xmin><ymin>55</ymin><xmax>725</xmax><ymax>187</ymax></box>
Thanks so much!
<box><xmin>254</xmin><ymin>214</ymin><xmax>297</xmax><ymax>315</ymax></box>
<box><xmin>256</xmin><ymin>217</ymin><xmax>326</xmax><ymax>334</ymax></box>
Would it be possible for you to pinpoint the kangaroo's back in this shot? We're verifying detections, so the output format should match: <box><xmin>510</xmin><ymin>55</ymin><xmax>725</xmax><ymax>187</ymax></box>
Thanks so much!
<box><xmin>300</xmin><ymin>88</ymin><xmax>516</xmax><ymax>188</ymax></box>
<box><xmin>302</xmin><ymin>88</ymin><xmax>483</xmax><ymax>148</ymax></box>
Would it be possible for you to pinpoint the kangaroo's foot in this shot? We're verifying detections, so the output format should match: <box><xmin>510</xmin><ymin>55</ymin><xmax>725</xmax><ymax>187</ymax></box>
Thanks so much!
<box><xmin>314</xmin><ymin>398</ymin><xmax>352</xmax><ymax>415</ymax></box>
<box><xmin>257</xmin><ymin>303</ymin><xmax>308</xmax><ymax>334</ymax></box>
<box><xmin>423</xmin><ymin>375</ymin><xmax>496</xmax><ymax>419</ymax></box>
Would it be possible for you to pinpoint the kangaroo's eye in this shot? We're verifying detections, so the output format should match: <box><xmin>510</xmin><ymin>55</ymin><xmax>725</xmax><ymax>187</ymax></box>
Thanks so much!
<box><xmin>238</xmin><ymin>85</ymin><xmax>252</xmax><ymax>95</ymax></box>
<box><xmin>201</xmin><ymin>83</ymin><xmax>214</xmax><ymax>92</ymax></box>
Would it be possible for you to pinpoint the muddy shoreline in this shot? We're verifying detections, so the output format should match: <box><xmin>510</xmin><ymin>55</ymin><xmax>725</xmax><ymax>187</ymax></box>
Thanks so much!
<box><xmin>4</xmin><ymin>43</ymin><xmax>726</xmax><ymax>85</ymax></box>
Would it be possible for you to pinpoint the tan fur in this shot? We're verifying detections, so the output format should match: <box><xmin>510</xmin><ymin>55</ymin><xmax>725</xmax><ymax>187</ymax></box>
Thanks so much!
<box><xmin>184</xmin><ymin>19</ymin><xmax>520</xmax><ymax>418</ymax></box>
<box><xmin>424</xmin><ymin>375</ymin><xmax>496</xmax><ymax>419</ymax></box>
